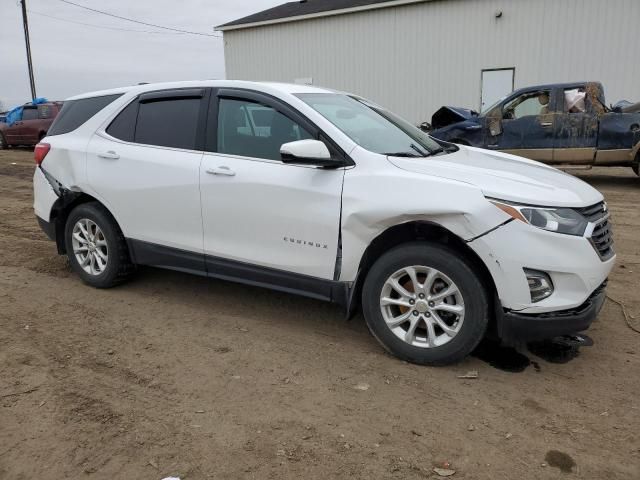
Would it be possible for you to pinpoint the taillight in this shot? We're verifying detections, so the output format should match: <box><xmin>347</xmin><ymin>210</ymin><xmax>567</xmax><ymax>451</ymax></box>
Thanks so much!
<box><xmin>34</xmin><ymin>143</ymin><xmax>50</xmax><ymax>166</ymax></box>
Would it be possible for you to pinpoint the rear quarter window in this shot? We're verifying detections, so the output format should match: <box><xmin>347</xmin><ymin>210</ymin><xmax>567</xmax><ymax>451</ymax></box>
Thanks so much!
<box><xmin>48</xmin><ymin>94</ymin><xmax>122</xmax><ymax>136</ymax></box>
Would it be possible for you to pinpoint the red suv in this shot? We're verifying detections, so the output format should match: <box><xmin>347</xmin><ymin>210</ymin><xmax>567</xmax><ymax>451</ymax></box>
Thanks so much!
<box><xmin>0</xmin><ymin>102</ymin><xmax>63</xmax><ymax>148</ymax></box>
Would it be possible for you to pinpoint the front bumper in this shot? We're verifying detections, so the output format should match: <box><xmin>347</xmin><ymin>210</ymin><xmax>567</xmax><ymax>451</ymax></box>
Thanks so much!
<box><xmin>497</xmin><ymin>281</ymin><xmax>607</xmax><ymax>343</ymax></box>
<box><xmin>497</xmin><ymin>282</ymin><xmax>607</xmax><ymax>343</ymax></box>
<box><xmin>468</xmin><ymin>219</ymin><xmax>615</xmax><ymax>313</ymax></box>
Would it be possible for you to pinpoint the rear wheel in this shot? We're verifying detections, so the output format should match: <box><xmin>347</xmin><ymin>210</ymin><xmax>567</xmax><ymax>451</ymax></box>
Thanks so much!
<box><xmin>362</xmin><ymin>243</ymin><xmax>489</xmax><ymax>366</ymax></box>
<box><xmin>632</xmin><ymin>152</ymin><xmax>639</xmax><ymax>176</ymax></box>
<box><xmin>65</xmin><ymin>202</ymin><xmax>134</xmax><ymax>288</ymax></box>
<box><xmin>0</xmin><ymin>133</ymin><xmax>7</xmax><ymax>150</ymax></box>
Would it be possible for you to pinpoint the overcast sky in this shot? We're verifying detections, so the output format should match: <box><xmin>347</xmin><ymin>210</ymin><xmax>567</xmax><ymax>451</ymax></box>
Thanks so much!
<box><xmin>0</xmin><ymin>0</ymin><xmax>283</xmax><ymax>109</ymax></box>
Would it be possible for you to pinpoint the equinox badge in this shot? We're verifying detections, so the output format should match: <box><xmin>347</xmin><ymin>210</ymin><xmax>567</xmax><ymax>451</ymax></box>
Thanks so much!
<box><xmin>284</xmin><ymin>237</ymin><xmax>328</xmax><ymax>249</ymax></box>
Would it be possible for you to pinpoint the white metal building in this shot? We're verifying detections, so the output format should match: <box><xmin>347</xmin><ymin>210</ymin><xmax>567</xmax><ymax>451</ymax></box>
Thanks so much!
<box><xmin>217</xmin><ymin>0</ymin><xmax>639</xmax><ymax>124</ymax></box>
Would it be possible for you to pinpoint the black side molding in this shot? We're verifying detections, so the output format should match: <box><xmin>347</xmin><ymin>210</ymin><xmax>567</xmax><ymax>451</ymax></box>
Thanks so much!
<box><xmin>128</xmin><ymin>239</ymin><xmax>350</xmax><ymax>308</ymax></box>
<box><xmin>127</xmin><ymin>239</ymin><xmax>206</xmax><ymax>276</ymax></box>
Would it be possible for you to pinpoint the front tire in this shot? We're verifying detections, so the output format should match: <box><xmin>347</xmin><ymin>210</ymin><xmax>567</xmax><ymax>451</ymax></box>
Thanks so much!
<box><xmin>65</xmin><ymin>202</ymin><xmax>134</xmax><ymax>288</ymax></box>
<box><xmin>0</xmin><ymin>133</ymin><xmax>7</xmax><ymax>150</ymax></box>
<box><xmin>362</xmin><ymin>243</ymin><xmax>489</xmax><ymax>366</ymax></box>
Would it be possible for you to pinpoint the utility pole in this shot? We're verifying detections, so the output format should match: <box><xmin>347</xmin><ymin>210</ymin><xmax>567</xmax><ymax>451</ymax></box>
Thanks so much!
<box><xmin>20</xmin><ymin>0</ymin><xmax>37</xmax><ymax>100</ymax></box>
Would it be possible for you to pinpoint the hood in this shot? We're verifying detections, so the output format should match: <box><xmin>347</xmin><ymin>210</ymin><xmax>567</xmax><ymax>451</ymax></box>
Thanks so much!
<box><xmin>431</xmin><ymin>106</ymin><xmax>479</xmax><ymax>129</ymax></box>
<box><xmin>621</xmin><ymin>101</ymin><xmax>640</xmax><ymax>113</ymax></box>
<box><xmin>388</xmin><ymin>146</ymin><xmax>603</xmax><ymax>208</ymax></box>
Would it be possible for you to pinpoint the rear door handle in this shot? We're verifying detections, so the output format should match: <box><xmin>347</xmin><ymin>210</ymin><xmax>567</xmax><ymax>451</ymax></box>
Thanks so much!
<box><xmin>206</xmin><ymin>166</ymin><xmax>235</xmax><ymax>176</ymax></box>
<box><xmin>540</xmin><ymin>122</ymin><xmax>553</xmax><ymax>127</ymax></box>
<box><xmin>98</xmin><ymin>150</ymin><xmax>120</xmax><ymax>160</ymax></box>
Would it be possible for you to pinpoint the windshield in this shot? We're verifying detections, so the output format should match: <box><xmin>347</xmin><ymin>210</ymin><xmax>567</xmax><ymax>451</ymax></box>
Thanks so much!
<box><xmin>482</xmin><ymin>94</ymin><xmax>508</xmax><ymax>114</ymax></box>
<box><xmin>296</xmin><ymin>93</ymin><xmax>448</xmax><ymax>157</ymax></box>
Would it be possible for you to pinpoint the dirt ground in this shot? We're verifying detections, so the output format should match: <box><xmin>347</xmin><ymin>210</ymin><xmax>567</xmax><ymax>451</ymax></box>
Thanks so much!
<box><xmin>0</xmin><ymin>149</ymin><xmax>638</xmax><ymax>480</ymax></box>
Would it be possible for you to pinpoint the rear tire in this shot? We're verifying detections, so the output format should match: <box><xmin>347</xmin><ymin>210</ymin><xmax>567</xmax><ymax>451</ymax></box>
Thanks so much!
<box><xmin>0</xmin><ymin>133</ymin><xmax>7</xmax><ymax>150</ymax></box>
<box><xmin>65</xmin><ymin>202</ymin><xmax>135</xmax><ymax>288</ymax></box>
<box><xmin>362</xmin><ymin>242</ymin><xmax>489</xmax><ymax>366</ymax></box>
<box><xmin>632</xmin><ymin>152</ymin><xmax>639</xmax><ymax>176</ymax></box>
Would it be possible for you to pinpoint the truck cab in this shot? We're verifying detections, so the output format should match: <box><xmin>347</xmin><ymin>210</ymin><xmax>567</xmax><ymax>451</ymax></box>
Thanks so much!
<box><xmin>430</xmin><ymin>82</ymin><xmax>640</xmax><ymax>175</ymax></box>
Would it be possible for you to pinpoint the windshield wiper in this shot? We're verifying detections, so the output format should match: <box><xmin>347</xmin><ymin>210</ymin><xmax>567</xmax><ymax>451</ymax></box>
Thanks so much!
<box><xmin>410</xmin><ymin>143</ymin><xmax>429</xmax><ymax>156</ymax></box>
<box><xmin>384</xmin><ymin>144</ymin><xmax>430</xmax><ymax>157</ymax></box>
<box><xmin>426</xmin><ymin>144</ymin><xmax>458</xmax><ymax>156</ymax></box>
<box><xmin>383</xmin><ymin>151</ymin><xmax>422</xmax><ymax>157</ymax></box>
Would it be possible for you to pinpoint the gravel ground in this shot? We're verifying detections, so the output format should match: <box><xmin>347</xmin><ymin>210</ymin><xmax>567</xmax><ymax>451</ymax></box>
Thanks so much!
<box><xmin>1</xmin><ymin>149</ymin><xmax>638</xmax><ymax>479</ymax></box>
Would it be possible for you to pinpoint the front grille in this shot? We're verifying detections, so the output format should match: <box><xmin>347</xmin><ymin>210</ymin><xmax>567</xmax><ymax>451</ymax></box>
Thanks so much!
<box><xmin>577</xmin><ymin>201</ymin><xmax>607</xmax><ymax>223</ymax></box>
<box><xmin>580</xmin><ymin>202</ymin><xmax>614</xmax><ymax>260</ymax></box>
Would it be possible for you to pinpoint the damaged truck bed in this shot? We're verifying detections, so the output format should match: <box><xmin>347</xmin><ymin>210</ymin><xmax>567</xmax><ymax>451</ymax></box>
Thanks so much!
<box><xmin>427</xmin><ymin>82</ymin><xmax>640</xmax><ymax>176</ymax></box>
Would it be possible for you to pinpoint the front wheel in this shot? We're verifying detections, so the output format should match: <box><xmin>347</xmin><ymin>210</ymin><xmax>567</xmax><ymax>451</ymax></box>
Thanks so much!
<box><xmin>362</xmin><ymin>243</ymin><xmax>489</xmax><ymax>366</ymax></box>
<box><xmin>0</xmin><ymin>133</ymin><xmax>7</xmax><ymax>150</ymax></box>
<box><xmin>632</xmin><ymin>152</ymin><xmax>639</xmax><ymax>176</ymax></box>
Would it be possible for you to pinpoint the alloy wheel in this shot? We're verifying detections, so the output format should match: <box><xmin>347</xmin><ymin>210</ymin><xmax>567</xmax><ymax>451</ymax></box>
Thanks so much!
<box><xmin>380</xmin><ymin>265</ymin><xmax>465</xmax><ymax>348</ymax></box>
<box><xmin>71</xmin><ymin>218</ymin><xmax>109</xmax><ymax>276</ymax></box>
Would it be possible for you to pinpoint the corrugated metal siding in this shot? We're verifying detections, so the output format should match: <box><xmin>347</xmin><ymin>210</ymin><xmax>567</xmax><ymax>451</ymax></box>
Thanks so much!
<box><xmin>224</xmin><ymin>0</ymin><xmax>639</xmax><ymax>124</ymax></box>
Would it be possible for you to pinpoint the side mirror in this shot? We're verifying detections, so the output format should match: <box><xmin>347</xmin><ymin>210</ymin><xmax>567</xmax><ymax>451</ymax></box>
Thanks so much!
<box><xmin>280</xmin><ymin>139</ymin><xmax>343</xmax><ymax>167</ymax></box>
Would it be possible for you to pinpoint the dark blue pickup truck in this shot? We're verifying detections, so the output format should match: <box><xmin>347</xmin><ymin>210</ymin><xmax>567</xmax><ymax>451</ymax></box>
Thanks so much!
<box><xmin>428</xmin><ymin>82</ymin><xmax>640</xmax><ymax>176</ymax></box>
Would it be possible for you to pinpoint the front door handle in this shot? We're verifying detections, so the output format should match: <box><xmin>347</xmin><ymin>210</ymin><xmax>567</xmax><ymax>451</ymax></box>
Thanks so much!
<box><xmin>98</xmin><ymin>150</ymin><xmax>120</xmax><ymax>160</ymax></box>
<box><xmin>206</xmin><ymin>166</ymin><xmax>236</xmax><ymax>176</ymax></box>
<box><xmin>540</xmin><ymin>122</ymin><xmax>553</xmax><ymax>127</ymax></box>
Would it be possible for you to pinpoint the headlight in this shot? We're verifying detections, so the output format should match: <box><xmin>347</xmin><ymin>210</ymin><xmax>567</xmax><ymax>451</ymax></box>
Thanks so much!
<box><xmin>489</xmin><ymin>199</ymin><xmax>588</xmax><ymax>236</ymax></box>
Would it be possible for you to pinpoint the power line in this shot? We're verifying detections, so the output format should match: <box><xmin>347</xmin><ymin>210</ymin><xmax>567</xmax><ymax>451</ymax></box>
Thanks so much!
<box><xmin>28</xmin><ymin>9</ymin><xmax>189</xmax><ymax>35</ymax></box>
<box><xmin>56</xmin><ymin>0</ymin><xmax>221</xmax><ymax>37</ymax></box>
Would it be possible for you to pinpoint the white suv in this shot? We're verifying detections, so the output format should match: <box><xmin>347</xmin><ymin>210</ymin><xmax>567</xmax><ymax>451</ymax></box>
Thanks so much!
<box><xmin>33</xmin><ymin>81</ymin><xmax>615</xmax><ymax>365</ymax></box>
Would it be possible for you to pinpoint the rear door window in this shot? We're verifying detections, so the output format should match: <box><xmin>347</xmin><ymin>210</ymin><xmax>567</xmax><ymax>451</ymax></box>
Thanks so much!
<box><xmin>135</xmin><ymin>98</ymin><xmax>201</xmax><ymax>150</ymax></box>
<box><xmin>48</xmin><ymin>94</ymin><xmax>122</xmax><ymax>136</ymax></box>
<box><xmin>106</xmin><ymin>96</ymin><xmax>203</xmax><ymax>150</ymax></box>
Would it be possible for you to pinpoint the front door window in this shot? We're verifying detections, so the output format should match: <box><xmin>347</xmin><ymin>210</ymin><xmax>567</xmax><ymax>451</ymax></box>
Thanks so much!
<box><xmin>217</xmin><ymin>98</ymin><xmax>313</xmax><ymax>161</ymax></box>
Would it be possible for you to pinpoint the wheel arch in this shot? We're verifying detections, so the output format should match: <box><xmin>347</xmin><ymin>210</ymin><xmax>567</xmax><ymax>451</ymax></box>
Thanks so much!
<box><xmin>347</xmin><ymin>221</ymin><xmax>499</xmax><ymax>327</ymax></box>
<box><xmin>50</xmin><ymin>191</ymin><xmax>119</xmax><ymax>255</ymax></box>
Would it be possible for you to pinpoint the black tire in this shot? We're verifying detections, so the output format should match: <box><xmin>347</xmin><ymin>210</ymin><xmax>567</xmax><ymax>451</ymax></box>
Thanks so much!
<box><xmin>64</xmin><ymin>202</ymin><xmax>135</xmax><ymax>288</ymax></box>
<box><xmin>0</xmin><ymin>133</ymin><xmax>7</xmax><ymax>150</ymax></box>
<box><xmin>632</xmin><ymin>152</ymin><xmax>639</xmax><ymax>176</ymax></box>
<box><xmin>362</xmin><ymin>242</ymin><xmax>489</xmax><ymax>366</ymax></box>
